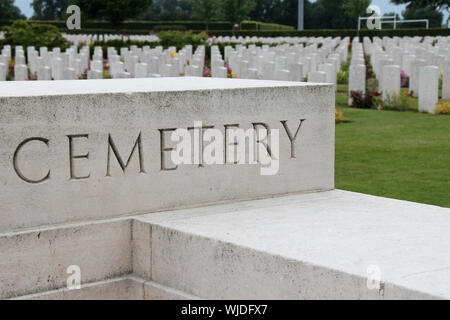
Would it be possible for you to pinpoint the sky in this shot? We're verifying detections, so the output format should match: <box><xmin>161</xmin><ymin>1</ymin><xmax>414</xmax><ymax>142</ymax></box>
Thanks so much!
<box><xmin>13</xmin><ymin>0</ymin><xmax>449</xmax><ymax>22</ymax></box>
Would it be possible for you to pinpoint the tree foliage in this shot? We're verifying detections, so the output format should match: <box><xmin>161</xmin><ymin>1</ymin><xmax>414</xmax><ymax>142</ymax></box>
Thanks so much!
<box><xmin>0</xmin><ymin>0</ymin><xmax>26</xmax><ymax>20</ymax></box>
<box><xmin>342</xmin><ymin>0</ymin><xmax>371</xmax><ymax>23</ymax></box>
<box><xmin>219</xmin><ymin>0</ymin><xmax>256</xmax><ymax>27</ymax></box>
<box><xmin>391</xmin><ymin>0</ymin><xmax>448</xmax><ymax>25</ymax></box>
<box><xmin>31</xmin><ymin>0</ymin><xmax>71</xmax><ymax>20</ymax></box>
<box><xmin>390</xmin><ymin>0</ymin><xmax>448</xmax><ymax>12</ymax></box>
<box><xmin>138</xmin><ymin>0</ymin><xmax>193</xmax><ymax>20</ymax></box>
<box><xmin>192</xmin><ymin>0</ymin><xmax>218</xmax><ymax>30</ymax></box>
<box><xmin>402</xmin><ymin>7</ymin><xmax>444</xmax><ymax>28</ymax></box>
<box><xmin>76</xmin><ymin>0</ymin><xmax>153</xmax><ymax>29</ymax></box>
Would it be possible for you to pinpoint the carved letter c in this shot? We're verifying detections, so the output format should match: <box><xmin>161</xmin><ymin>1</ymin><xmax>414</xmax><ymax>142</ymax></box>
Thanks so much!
<box><xmin>13</xmin><ymin>137</ymin><xmax>50</xmax><ymax>184</ymax></box>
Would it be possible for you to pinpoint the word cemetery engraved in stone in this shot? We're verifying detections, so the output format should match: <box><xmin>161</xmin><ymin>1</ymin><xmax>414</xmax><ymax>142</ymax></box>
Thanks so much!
<box><xmin>12</xmin><ymin>119</ymin><xmax>306</xmax><ymax>183</ymax></box>
<box><xmin>0</xmin><ymin>78</ymin><xmax>334</xmax><ymax>232</ymax></box>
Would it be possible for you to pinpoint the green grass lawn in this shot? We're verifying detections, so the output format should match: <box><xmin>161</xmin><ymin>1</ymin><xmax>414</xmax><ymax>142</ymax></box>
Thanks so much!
<box><xmin>335</xmin><ymin>85</ymin><xmax>450</xmax><ymax>208</ymax></box>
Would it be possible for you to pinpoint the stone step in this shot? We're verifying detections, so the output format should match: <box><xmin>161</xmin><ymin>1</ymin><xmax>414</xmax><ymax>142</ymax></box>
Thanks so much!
<box><xmin>134</xmin><ymin>189</ymin><xmax>450</xmax><ymax>300</ymax></box>
<box><xmin>2</xmin><ymin>190</ymin><xmax>449</xmax><ymax>299</ymax></box>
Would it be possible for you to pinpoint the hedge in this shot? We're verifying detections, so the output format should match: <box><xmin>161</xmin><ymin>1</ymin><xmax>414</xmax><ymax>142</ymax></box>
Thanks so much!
<box><xmin>208</xmin><ymin>28</ymin><xmax>450</xmax><ymax>38</ymax></box>
<box><xmin>60</xmin><ymin>28</ymin><xmax>450</xmax><ymax>38</ymax></box>
<box><xmin>0</xmin><ymin>20</ymin><xmax>294</xmax><ymax>32</ymax></box>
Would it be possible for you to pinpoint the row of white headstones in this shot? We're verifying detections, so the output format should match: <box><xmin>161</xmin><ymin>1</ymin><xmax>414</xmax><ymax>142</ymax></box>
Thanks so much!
<box><xmin>0</xmin><ymin>36</ymin><xmax>347</xmax><ymax>82</ymax></box>
<box><xmin>349</xmin><ymin>36</ymin><xmax>450</xmax><ymax>114</ymax></box>
<box><xmin>1</xmin><ymin>35</ymin><xmax>448</xmax><ymax>113</ymax></box>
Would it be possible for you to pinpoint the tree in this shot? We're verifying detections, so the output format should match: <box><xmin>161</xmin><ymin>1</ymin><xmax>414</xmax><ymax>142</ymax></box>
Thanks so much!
<box><xmin>0</xmin><ymin>0</ymin><xmax>26</xmax><ymax>20</ymax></box>
<box><xmin>383</xmin><ymin>12</ymin><xmax>401</xmax><ymax>20</ymax></box>
<box><xmin>219</xmin><ymin>0</ymin><xmax>256</xmax><ymax>29</ymax></box>
<box><xmin>31</xmin><ymin>0</ymin><xmax>71</xmax><ymax>20</ymax></box>
<box><xmin>342</xmin><ymin>0</ymin><xmax>371</xmax><ymax>27</ymax></box>
<box><xmin>391</xmin><ymin>0</ymin><xmax>448</xmax><ymax>25</ymax></box>
<box><xmin>305</xmin><ymin>0</ymin><xmax>350</xmax><ymax>29</ymax></box>
<box><xmin>402</xmin><ymin>7</ymin><xmax>444</xmax><ymax>28</ymax></box>
<box><xmin>76</xmin><ymin>0</ymin><xmax>153</xmax><ymax>30</ymax></box>
<box><xmin>192</xmin><ymin>0</ymin><xmax>219</xmax><ymax>31</ymax></box>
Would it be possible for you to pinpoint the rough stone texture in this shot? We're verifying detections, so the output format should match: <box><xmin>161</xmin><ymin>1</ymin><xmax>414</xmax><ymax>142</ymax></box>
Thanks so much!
<box><xmin>0</xmin><ymin>78</ymin><xmax>334</xmax><ymax>232</ymax></box>
<box><xmin>142</xmin><ymin>190</ymin><xmax>450</xmax><ymax>300</ymax></box>
<box><xmin>0</xmin><ymin>219</ymin><xmax>132</xmax><ymax>299</ymax></box>
<box><xmin>132</xmin><ymin>219</ymin><xmax>152</xmax><ymax>279</ymax></box>
<box><xmin>12</xmin><ymin>278</ymin><xmax>142</xmax><ymax>300</ymax></box>
<box><xmin>12</xmin><ymin>277</ymin><xmax>199</xmax><ymax>300</ymax></box>
<box><xmin>3</xmin><ymin>190</ymin><xmax>449</xmax><ymax>300</ymax></box>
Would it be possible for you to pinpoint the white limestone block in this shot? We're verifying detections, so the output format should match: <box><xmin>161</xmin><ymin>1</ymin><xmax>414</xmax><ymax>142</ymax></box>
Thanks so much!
<box><xmin>0</xmin><ymin>78</ymin><xmax>334</xmax><ymax>231</ymax></box>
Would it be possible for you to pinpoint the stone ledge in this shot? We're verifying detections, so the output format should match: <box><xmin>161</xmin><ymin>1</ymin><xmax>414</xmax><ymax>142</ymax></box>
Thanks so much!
<box><xmin>2</xmin><ymin>190</ymin><xmax>449</xmax><ymax>299</ymax></box>
<box><xmin>136</xmin><ymin>189</ymin><xmax>450</xmax><ymax>300</ymax></box>
<box><xmin>10</xmin><ymin>276</ymin><xmax>199</xmax><ymax>300</ymax></box>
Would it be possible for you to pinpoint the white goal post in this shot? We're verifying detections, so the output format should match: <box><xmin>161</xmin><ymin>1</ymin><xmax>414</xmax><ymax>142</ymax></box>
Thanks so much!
<box><xmin>358</xmin><ymin>16</ymin><xmax>430</xmax><ymax>30</ymax></box>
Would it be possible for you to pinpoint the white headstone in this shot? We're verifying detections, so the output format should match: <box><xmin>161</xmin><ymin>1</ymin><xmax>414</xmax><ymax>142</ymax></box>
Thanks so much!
<box><xmin>134</xmin><ymin>63</ymin><xmax>148</xmax><ymax>78</ymax></box>
<box><xmin>418</xmin><ymin>66</ymin><xmax>439</xmax><ymax>114</ymax></box>
<box><xmin>409</xmin><ymin>59</ymin><xmax>426</xmax><ymax>98</ymax></box>
<box><xmin>308</xmin><ymin>71</ymin><xmax>327</xmax><ymax>83</ymax></box>
<box><xmin>382</xmin><ymin>65</ymin><xmax>401</xmax><ymax>102</ymax></box>
<box><xmin>37</xmin><ymin>66</ymin><xmax>51</xmax><ymax>81</ymax></box>
<box><xmin>63</xmin><ymin>68</ymin><xmax>77</xmax><ymax>80</ymax></box>
<box><xmin>87</xmin><ymin>70</ymin><xmax>103</xmax><ymax>79</ymax></box>
<box><xmin>289</xmin><ymin>63</ymin><xmax>304</xmax><ymax>82</ymax></box>
<box><xmin>442</xmin><ymin>66</ymin><xmax>450</xmax><ymax>100</ymax></box>
<box><xmin>318</xmin><ymin>63</ymin><xmax>336</xmax><ymax>85</ymax></box>
<box><xmin>212</xmin><ymin>66</ymin><xmax>227</xmax><ymax>78</ymax></box>
<box><xmin>14</xmin><ymin>64</ymin><xmax>28</xmax><ymax>81</ymax></box>
<box><xmin>91</xmin><ymin>61</ymin><xmax>103</xmax><ymax>72</ymax></box>
<box><xmin>0</xmin><ymin>63</ymin><xmax>6</xmax><ymax>81</ymax></box>
<box><xmin>349</xmin><ymin>64</ymin><xmax>366</xmax><ymax>105</ymax></box>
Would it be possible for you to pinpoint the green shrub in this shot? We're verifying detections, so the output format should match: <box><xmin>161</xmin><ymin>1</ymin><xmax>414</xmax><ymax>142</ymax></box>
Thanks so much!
<box><xmin>335</xmin><ymin>109</ymin><xmax>348</xmax><ymax>123</ymax></box>
<box><xmin>350</xmin><ymin>90</ymin><xmax>379</xmax><ymax>109</ymax></box>
<box><xmin>152</xmin><ymin>25</ymin><xmax>187</xmax><ymax>32</ymax></box>
<box><xmin>158</xmin><ymin>30</ymin><xmax>207</xmax><ymax>50</ymax></box>
<box><xmin>337</xmin><ymin>70</ymin><xmax>348</xmax><ymax>85</ymax></box>
<box><xmin>382</xmin><ymin>91</ymin><xmax>412</xmax><ymax>112</ymax></box>
<box><xmin>1</xmin><ymin>20</ymin><xmax>67</xmax><ymax>50</ymax></box>
<box><xmin>435</xmin><ymin>102</ymin><xmax>450</xmax><ymax>115</ymax></box>
<box><xmin>340</xmin><ymin>60</ymin><xmax>350</xmax><ymax>72</ymax></box>
<box><xmin>208</xmin><ymin>28</ymin><xmax>449</xmax><ymax>38</ymax></box>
